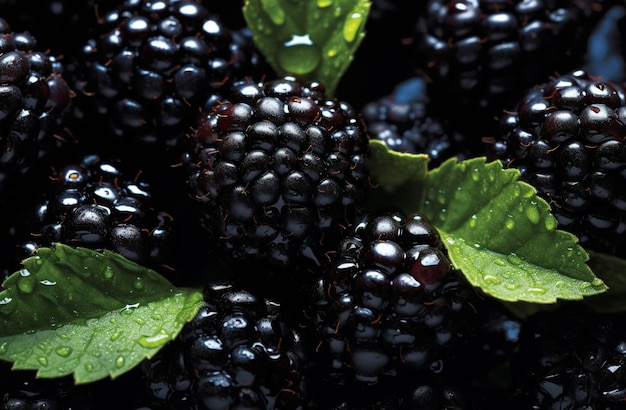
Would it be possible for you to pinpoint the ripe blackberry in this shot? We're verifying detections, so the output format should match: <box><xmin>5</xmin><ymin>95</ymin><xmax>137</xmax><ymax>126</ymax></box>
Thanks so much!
<box><xmin>510</xmin><ymin>303</ymin><xmax>626</xmax><ymax>409</ymax></box>
<box><xmin>361</xmin><ymin>76</ymin><xmax>472</xmax><ymax>167</ymax></box>
<box><xmin>186</xmin><ymin>74</ymin><xmax>370</xmax><ymax>284</ymax></box>
<box><xmin>491</xmin><ymin>69</ymin><xmax>626</xmax><ymax>256</ymax></box>
<box><xmin>0</xmin><ymin>17</ymin><xmax>72</xmax><ymax>198</ymax></box>
<box><xmin>302</xmin><ymin>209</ymin><xmax>478</xmax><ymax>386</ymax></box>
<box><xmin>2</xmin><ymin>154</ymin><xmax>172</xmax><ymax>282</ymax></box>
<box><xmin>137</xmin><ymin>280</ymin><xmax>309</xmax><ymax>410</ymax></box>
<box><xmin>414</xmin><ymin>0</ymin><xmax>619</xmax><ymax>137</ymax></box>
<box><xmin>71</xmin><ymin>0</ymin><xmax>268</xmax><ymax>166</ymax></box>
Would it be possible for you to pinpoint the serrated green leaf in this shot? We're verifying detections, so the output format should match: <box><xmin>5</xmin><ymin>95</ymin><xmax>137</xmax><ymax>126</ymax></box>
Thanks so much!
<box><xmin>0</xmin><ymin>244</ymin><xmax>203</xmax><ymax>383</ymax></box>
<box><xmin>365</xmin><ymin>140</ymin><xmax>429</xmax><ymax>214</ymax></box>
<box><xmin>419</xmin><ymin>157</ymin><xmax>606</xmax><ymax>303</ymax></box>
<box><xmin>243</xmin><ymin>0</ymin><xmax>370</xmax><ymax>96</ymax></box>
<box><xmin>583</xmin><ymin>251</ymin><xmax>626</xmax><ymax>313</ymax></box>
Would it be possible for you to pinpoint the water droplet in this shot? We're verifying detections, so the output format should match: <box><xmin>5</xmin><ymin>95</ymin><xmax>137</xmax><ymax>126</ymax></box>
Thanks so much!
<box><xmin>343</xmin><ymin>12</ymin><xmax>363</xmax><ymax>42</ymax></box>
<box><xmin>471</xmin><ymin>168</ymin><xmax>480</xmax><ymax>181</ymax></box>
<box><xmin>135</xmin><ymin>318</ymin><xmax>146</xmax><ymax>325</ymax></box>
<box><xmin>39</xmin><ymin>279</ymin><xmax>56</xmax><ymax>286</ymax></box>
<box><xmin>445</xmin><ymin>236</ymin><xmax>456</xmax><ymax>245</ymax></box>
<box><xmin>133</xmin><ymin>277</ymin><xmax>144</xmax><ymax>290</ymax></box>
<box><xmin>528</xmin><ymin>287</ymin><xmax>547</xmax><ymax>295</ymax></box>
<box><xmin>437</xmin><ymin>189</ymin><xmax>446</xmax><ymax>204</ymax></box>
<box><xmin>554</xmin><ymin>281</ymin><xmax>564</xmax><ymax>288</ymax></box>
<box><xmin>505</xmin><ymin>219</ymin><xmax>515</xmax><ymax>230</ymax></box>
<box><xmin>120</xmin><ymin>303</ymin><xmax>140</xmax><ymax>315</ymax></box>
<box><xmin>260</xmin><ymin>0</ymin><xmax>285</xmax><ymax>25</ymax></box>
<box><xmin>506</xmin><ymin>254</ymin><xmax>523</xmax><ymax>266</ymax></box>
<box><xmin>505</xmin><ymin>283</ymin><xmax>518</xmax><ymax>290</ymax></box>
<box><xmin>469</xmin><ymin>216</ymin><xmax>477</xmax><ymax>228</ymax></box>
<box><xmin>544</xmin><ymin>215</ymin><xmax>557</xmax><ymax>231</ymax></box>
<box><xmin>115</xmin><ymin>356</ymin><xmax>125</xmax><ymax>368</ymax></box>
<box><xmin>38</xmin><ymin>357</ymin><xmax>48</xmax><ymax>366</ymax></box>
<box><xmin>110</xmin><ymin>331</ymin><xmax>123</xmax><ymax>341</ymax></box>
<box><xmin>327</xmin><ymin>49</ymin><xmax>337</xmax><ymax>58</ymax></box>
<box><xmin>85</xmin><ymin>363</ymin><xmax>94</xmax><ymax>372</ymax></box>
<box><xmin>495</xmin><ymin>258</ymin><xmax>507</xmax><ymax>267</ymax></box>
<box><xmin>317</xmin><ymin>0</ymin><xmax>332</xmax><ymax>7</ymax></box>
<box><xmin>55</xmin><ymin>346</ymin><xmax>72</xmax><ymax>357</ymax></box>
<box><xmin>0</xmin><ymin>342</ymin><xmax>8</xmax><ymax>354</ymax></box>
<box><xmin>137</xmin><ymin>333</ymin><xmax>170</xmax><ymax>349</ymax></box>
<box><xmin>592</xmin><ymin>278</ymin><xmax>604</xmax><ymax>287</ymax></box>
<box><xmin>483</xmin><ymin>275</ymin><xmax>501</xmax><ymax>285</ymax></box>
<box><xmin>473</xmin><ymin>243</ymin><xmax>481</xmax><ymax>249</ymax></box>
<box><xmin>17</xmin><ymin>270</ymin><xmax>36</xmax><ymax>294</ymax></box>
<box><xmin>104</xmin><ymin>266</ymin><xmax>114</xmax><ymax>279</ymax></box>
<box><xmin>512</xmin><ymin>185</ymin><xmax>521</xmax><ymax>197</ymax></box>
<box><xmin>278</xmin><ymin>35</ymin><xmax>321</xmax><ymax>75</ymax></box>
<box><xmin>334</xmin><ymin>6</ymin><xmax>342</xmax><ymax>17</ymax></box>
<box><xmin>526</xmin><ymin>203</ymin><xmax>541</xmax><ymax>224</ymax></box>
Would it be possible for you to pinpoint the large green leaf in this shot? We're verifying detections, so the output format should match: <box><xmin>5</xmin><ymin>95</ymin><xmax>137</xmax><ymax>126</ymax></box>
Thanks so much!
<box><xmin>419</xmin><ymin>157</ymin><xmax>606</xmax><ymax>303</ymax></box>
<box><xmin>0</xmin><ymin>244</ymin><xmax>203</xmax><ymax>383</ymax></box>
<box><xmin>243</xmin><ymin>0</ymin><xmax>370</xmax><ymax>96</ymax></box>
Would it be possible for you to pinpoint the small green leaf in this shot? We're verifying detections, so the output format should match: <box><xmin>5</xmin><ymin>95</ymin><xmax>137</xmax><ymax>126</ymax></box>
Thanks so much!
<box><xmin>419</xmin><ymin>157</ymin><xmax>606</xmax><ymax>303</ymax></box>
<box><xmin>0</xmin><ymin>244</ymin><xmax>203</xmax><ymax>383</ymax></box>
<box><xmin>583</xmin><ymin>251</ymin><xmax>626</xmax><ymax>313</ymax></box>
<box><xmin>365</xmin><ymin>140</ymin><xmax>429</xmax><ymax>214</ymax></box>
<box><xmin>243</xmin><ymin>0</ymin><xmax>370</xmax><ymax>96</ymax></box>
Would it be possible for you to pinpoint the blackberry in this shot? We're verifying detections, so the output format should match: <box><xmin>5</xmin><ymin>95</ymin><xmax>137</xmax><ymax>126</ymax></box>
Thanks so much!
<box><xmin>185</xmin><ymin>74</ymin><xmax>370</xmax><ymax>284</ymax></box>
<box><xmin>491</xmin><ymin>69</ymin><xmax>626</xmax><ymax>256</ymax></box>
<box><xmin>361</xmin><ymin>76</ymin><xmax>472</xmax><ymax>167</ymax></box>
<box><xmin>302</xmin><ymin>210</ymin><xmax>478</xmax><ymax>386</ymax></box>
<box><xmin>2</xmin><ymin>154</ymin><xmax>172</xmax><ymax>283</ymax></box>
<box><xmin>137</xmin><ymin>280</ymin><xmax>309</xmax><ymax>410</ymax></box>
<box><xmin>414</xmin><ymin>0</ymin><xmax>619</xmax><ymax>137</ymax></box>
<box><xmin>0</xmin><ymin>17</ymin><xmax>72</xmax><ymax>198</ymax></box>
<box><xmin>510</xmin><ymin>303</ymin><xmax>626</xmax><ymax>409</ymax></box>
<box><xmin>71</xmin><ymin>0</ymin><xmax>268</xmax><ymax>166</ymax></box>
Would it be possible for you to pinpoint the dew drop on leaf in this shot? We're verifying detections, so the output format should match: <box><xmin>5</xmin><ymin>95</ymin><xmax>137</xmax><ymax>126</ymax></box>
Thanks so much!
<box><xmin>506</xmin><ymin>254</ymin><xmax>523</xmax><ymax>266</ymax></box>
<box><xmin>317</xmin><ymin>0</ymin><xmax>332</xmax><ymax>7</ymax></box>
<box><xmin>505</xmin><ymin>218</ymin><xmax>515</xmax><ymax>230</ymax></box>
<box><xmin>110</xmin><ymin>330</ymin><xmax>123</xmax><ymax>341</ymax></box>
<box><xmin>544</xmin><ymin>215</ymin><xmax>557</xmax><ymax>231</ymax></box>
<box><xmin>0</xmin><ymin>342</ymin><xmax>8</xmax><ymax>354</ymax></box>
<box><xmin>17</xmin><ymin>271</ymin><xmax>36</xmax><ymax>294</ymax></box>
<box><xmin>38</xmin><ymin>357</ymin><xmax>48</xmax><ymax>366</ymax></box>
<box><xmin>278</xmin><ymin>35</ymin><xmax>321</xmax><ymax>75</ymax></box>
<box><xmin>137</xmin><ymin>333</ymin><xmax>170</xmax><ymax>349</ymax></box>
<box><xmin>259</xmin><ymin>0</ymin><xmax>285</xmax><ymax>25</ymax></box>
<box><xmin>526</xmin><ymin>202</ymin><xmax>540</xmax><ymax>224</ymax></box>
<box><xmin>115</xmin><ymin>355</ymin><xmax>125</xmax><ymax>368</ymax></box>
<box><xmin>528</xmin><ymin>287</ymin><xmax>547</xmax><ymax>295</ymax></box>
<box><xmin>104</xmin><ymin>266</ymin><xmax>114</xmax><ymax>279</ymax></box>
<box><xmin>133</xmin><ymin>277</ymin><xmax>144</xmax><ymax>290</ymax></box>
<box><xmin>483</xmin><ymin>275</ymin><xmax>501</xmax><ymax>285</ymax></box>
<box><xmin>55</xmin><ymin>346</ymin><xmax>72</xmax><ymax>357</ymax></box>
<box><xmin>343</xmin><ymin>12</ymin><xmax>363</xmax><ymax>43</ymax></box>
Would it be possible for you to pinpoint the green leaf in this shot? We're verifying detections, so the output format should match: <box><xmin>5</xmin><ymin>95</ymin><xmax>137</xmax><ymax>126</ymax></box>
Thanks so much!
<box><xmin>243</xmin><ymin>0</ymin><xmax>370</xmax><ymax>96</ymax></box>
<box><xmin>583</xmin><ymin>251</ymin><xmax>626</xmax><ymax>313</ymax></box>
<box><xmin>366</xmin><ymin>140</ymin><xmax>429</xmax><ymax>214</ymax></box>
<box><xmin>0</xmin><ymin>244</ymin><xmax>203</xmax><ymax>383</ymax></box>
<box><xmin>419</xmin><ymin>157</ymin><xmax>606</xmax><ymax>303</ymax></box>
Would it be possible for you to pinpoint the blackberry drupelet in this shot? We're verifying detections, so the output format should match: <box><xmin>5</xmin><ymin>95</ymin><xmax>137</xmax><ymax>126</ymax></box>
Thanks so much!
<box><xmin>491</xmin><ymin>69</ymin><xmax>626</xmax><ymax>256</ymax></box>
<box><xmin>71</xmin><ymin>0</ymin><xmax>268</xmax><ymax>166</ymax></box>
<box><xmin>137</xmin><ymin>280</ymin><xmax>309</xmax><ymax>410</ymax></box>
<box><xmin>414</xmin><ymin>0</ymin><xmax>620</xmax><ymax>138</ymax></box>
<box><xmin>2</xmin><ymin>154</ymin><xmax>172</xmax><ymax>282</ymax></box>
<box><xmin>361</xmin><ymin>76</ymin><xmax>472</xmax><ymax>167</ymax></box>
<box><xmin>0</xmin><ymin>17</ymin><xmax>72</xmax><ymax>198</ymax></box>
<box><xmin>186</xmin><ymin>74</ymin><xmax>370</xmax><ymax>285</ymax></box>
<box><xmin>301</xmin><ymin>210</ymin><xmax>478</xmax><ymax>387</ymax></box>
<box><xmin>510</xmin><ymin>303</ymin><xmax>626</xmax><ymax>409</ymax></box>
